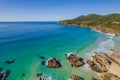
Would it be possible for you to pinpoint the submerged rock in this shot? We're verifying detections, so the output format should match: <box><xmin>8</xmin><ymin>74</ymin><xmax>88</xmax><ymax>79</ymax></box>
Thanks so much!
<box><xmin>71</xmin><ymin>74</ymin><xmax>84</xmax><ymax>80</ymax></box>
<box><xmin>41</xmin><ymin>61</ymin><xmax>45</xmax><ymax>65</ymax></box>
<box><xmin>38</xmin><ymin>54</ymin><xmax>45</xmax><ymax>59</ymax></box>
<box><xmin>0</xmin><ymin>67</ymin><xmax>3</xmax><ymax>72</ymax></box>
<box><xmin>37</xmin><ymin>76</ymin><xmax>47</xmax><ymax>80</ymax></box>
<box><xmin>37</xmin><ymin>74</ymin><xmax>53</xmax><ymax>80</ymax></box>
<box><xmin>20</xmin><ymin>73</ymin><xmax>26</xmax><ymax>78</ymax></box>
<box><xmin>0</xmin><ymin>70</ymin><xmax>11</xmax><ymax>80</ymax></box>
<box><xmin>46</xmin><ymin>57</ymin><xmax>62</xmax><ymax>68</ymax></box>
<box><xmin>66</xmin><ymin>53</ymin><xmax>84</xmax><ymax>67</ymax></box>
<box><xmin>5</xmin><ymin>59</ymin><xmax>15</xmax><ymax>64</ymax></box>
<box><xmin>36</xmin><ymin>73</ymin><xmax>43</xmax><ymax>77</ymax></box>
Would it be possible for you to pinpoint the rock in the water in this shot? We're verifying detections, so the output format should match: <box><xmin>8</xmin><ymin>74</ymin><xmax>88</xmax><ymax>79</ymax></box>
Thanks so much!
<box><xmin>0</xmin><ymin>67</ymin><xmax>3</xmax><ymax>72</ymax></box>
<box><xmin>38</xmin><ymin>55</ymin><xmax>45</xmax><ymax>59</ymax></box>
<box><xmin>0</xmin><ymin>70</ymin><xmax>11</xmax><ymax>80</ymax></box>
<box><xmin>36</xmin><ymin>73</ymin><xmax>42</xmax><ymax>77</ymax></box>
<box><xmin>71</xmin><ymin>74</ymin><xmax>84</xmax><ymax>80</ymax></box>
<box><xmin>5</xmin><ymin>59</ymin><xmax>15</xmax><ymax>64</ymax></box>
<box><xmin>37</xmin><ymin>74</ymin><xmax>53</xmax><ymax>80</ymax></box>
<box><xmin>41</xmin><ymin>61</ymin><xmax>45</xmax><ymax>65</ymax></box>
<box><xmin>37</xmin><ymin>76</ymin><xmax>46</xmax><ymax>80</ymax></box>
<box><xmin>20</xmin><ymin>73</ymin><xmax>26</xmax><ymax>78</ymax></box>
<box><xmin>46</xmin><ymin>57</ymin><xmax>62</xmax><ymax>68</ymax></box>
<box><xmin>66</xmin><ymin>53</ymin><xmax>84</xmax><ymax>67</ymax></box>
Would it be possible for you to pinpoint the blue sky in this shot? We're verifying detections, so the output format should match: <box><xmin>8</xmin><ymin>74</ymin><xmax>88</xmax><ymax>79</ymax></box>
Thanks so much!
<box><xmin>0</xmin><ymin>0</ymin><xmax>120</xmax><ymax>21</ymax></box>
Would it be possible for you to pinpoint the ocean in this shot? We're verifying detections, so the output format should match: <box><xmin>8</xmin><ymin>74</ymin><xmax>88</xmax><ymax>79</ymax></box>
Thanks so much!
<box><xmin>0</xmin><ymin>22</ymin><xmax>119</xmax><ymax>80</ymax></box>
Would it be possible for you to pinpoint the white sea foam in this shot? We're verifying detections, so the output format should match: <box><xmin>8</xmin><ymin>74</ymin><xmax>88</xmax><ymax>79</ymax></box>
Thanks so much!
<box><xmin>45</xmin><ymin>58</ymin><xmax>54</xmax><ymax>66</ymax></box>
<box><xmin>38</xmin><ymin>75</ymin><xmax>54</xmax><ymax>80</ymax></box>
<box><xmin>66</xmin><ymin>52</ymin><xmax>75</xmax><ymax>58</ymax></box>
<box><xmin>85</xmin><ymin>36</ymin><xmax>115</xmax><ymax>59</ymax></box>
<box><xmin>67</xmin><ymin>78</ymin><xmax>72</xmax><ymax>80</ymax></box>
<box><xmin>106</xmin><ymin>33</ymin><xmax>115</xmax><ymax>36</ymax></box>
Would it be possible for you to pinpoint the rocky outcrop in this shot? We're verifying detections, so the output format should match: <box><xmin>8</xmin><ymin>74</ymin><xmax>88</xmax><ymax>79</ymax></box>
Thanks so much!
<box><xmin>86</xmin><ymin>52</ymin><xmax>120</xmax><ymax>80</ymax></box>
<box><xmin>100</xmin><ymin>73</ymin><xmax>120</xmax><ymax>80</ymax></box>
<box><xmin>66</xmin><ymin>53</ymin><xmax>84</xmax><ymax>67</ymax></box>
<box><xmin>71</xmin><ymin>74</ymin><xmax>84</xmax><ymax>80</ymax></box>
<box><xmin>0</xmin><ymin>70</ymin><xmax>11</xmax><ymax>80</ymax></box>
<box><xmin>86</xmin><ymin>53</ymin><xmax>111</xmax><ymax>73</ymax></box>
<box><xmin>46</xmin><ymin>58</ymin><xmax>62</xmax><ymax>68</ymax></box>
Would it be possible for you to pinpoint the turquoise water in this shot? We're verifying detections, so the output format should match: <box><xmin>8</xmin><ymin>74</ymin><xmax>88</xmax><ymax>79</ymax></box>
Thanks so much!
<box><xmin>0</xmin><ymin>22</ymin><xmax>113</xmax><ymax>80</ymax></box>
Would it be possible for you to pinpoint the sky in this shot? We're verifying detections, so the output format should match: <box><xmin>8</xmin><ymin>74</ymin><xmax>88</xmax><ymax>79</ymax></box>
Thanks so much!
<box><xmin>0</xmin><ymin>0</ymin><xmax>120</xmax><ymax>21</ymax></box>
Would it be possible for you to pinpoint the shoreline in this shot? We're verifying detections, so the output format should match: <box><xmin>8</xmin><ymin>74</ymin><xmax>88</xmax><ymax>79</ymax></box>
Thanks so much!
<box><xmin>86</xmin><ymin>52</ymin><xmax>120</xmax><ymax>80</ymax></box>
<box><xmin>59</xmin><ymin>13</ymin><xmax>120</xmax><ymax>36</ymax></box>
<box><xmin>1</xmin><ymin>22</ymin><xmax>120</xmax><ymax>80</ymax></box>
<box><xmin>59</xmin><ymin>23</ymin><xmax>119</xmax><ymax>36</ymax></box>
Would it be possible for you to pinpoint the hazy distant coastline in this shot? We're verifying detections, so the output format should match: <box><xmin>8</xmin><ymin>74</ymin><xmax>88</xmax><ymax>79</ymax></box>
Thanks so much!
<box><xmin>59</xmin><ymin>13</ymin><xmax>120</xmax><ymax>36</ymax></box>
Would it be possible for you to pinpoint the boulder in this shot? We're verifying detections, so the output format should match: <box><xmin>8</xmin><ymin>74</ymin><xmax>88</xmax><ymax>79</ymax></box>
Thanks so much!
<box><xmin>66</xmin><ymin>53</ymin><xmax>84</xmax><ymax>67</ymax></box>
<box><xmin>0</xmin><ymin>70</ymin><xmax>11</xmax><ymax>80</ymax></box>
<box><xmin>71</xmin><ymin>74</ymin><xmax>84</xmax><ymax>80</ymax></box>
<box><xmin>46</xmin><ymin>58</ymin><xmax>62</xmax><ymax>68</ymax></box>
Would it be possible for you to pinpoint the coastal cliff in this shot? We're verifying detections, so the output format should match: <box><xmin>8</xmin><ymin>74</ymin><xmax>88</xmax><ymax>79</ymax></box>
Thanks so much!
<box><xmin>59</xmin><ymin>14</ymin><xmax>120</xmax><ymax>36</ymax></box>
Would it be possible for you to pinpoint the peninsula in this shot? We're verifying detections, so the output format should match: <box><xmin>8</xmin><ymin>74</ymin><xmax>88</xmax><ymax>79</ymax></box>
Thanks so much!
<box><xmin>59</xmin><ymin>14</ymin><xmax>120</xmax><ymax>36</ymax></box>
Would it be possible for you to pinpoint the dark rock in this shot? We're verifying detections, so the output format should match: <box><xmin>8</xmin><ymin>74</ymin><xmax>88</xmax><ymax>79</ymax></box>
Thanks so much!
<box><xmin>38</xmin><ymin>55</ymin><xmax>45</xmax><ymax>59</ymax></box>
<box><xmin>86</xmin><ymin>60</ymin><xmax>104</xmax><ymax>73</ymax></box>
<box><xmin>37</xmin><ymin>74</ymin><xmax>48</xmax><ymax>80</ymax></box>
<box><xmin>5</xmin><ymin>59</ymin><xmax>15</xmax><ymax>64</ymax></box>
<box><xmin>36</xmin><ymin>73</ymin><xmax>42</xmax><ymax>77</ymax></box>
<box><xmin>91</xmin><ymin>76</ymin><xmax>98</xmax><ymax>80</ymax></box>
<box><xmin>38</xmin><ymin>77</ymin><xmax>46</xmax><ymax>80</ymax></box>
<box><xmin>46</xmin><ymin>57</ymin><xmax>62</xmax><ymax>68</ymax></box>
<box><xmin>41</xmin><ymin>61</ymin><xmax>45</xmax><ymax>65</ymax></box>
<box><xmin>71</xmin><ymin>74</ymin><xmax>84</xmax><ymax>80</ymax></box>
<box><xmin>20</xmin><ymin>73</ymin><xmax>25</xmax><ymax>78</ymax></box>
<box><xmin>86</xmin><ymin>53</ymin><xmax>111</xmax><ymax>73</ymax></box>
<box><xmin>0</xmin><ymin>67</ymin><xmax>3</xmax><ymax>72</ymax></box>
<box><xmin>0</xmin><ymin>70</ymin><xmax>11</xmax><ymax>80</ymax></box>
<box><xmin>66</xmin><ymin>53</ymin><xmax>84</xmax><ymax>67</ymax></box>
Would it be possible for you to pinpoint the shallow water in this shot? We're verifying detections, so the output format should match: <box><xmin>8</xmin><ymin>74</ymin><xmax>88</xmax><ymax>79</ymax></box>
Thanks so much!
<box><xmin>0</xmin><ymin>22</ymin><xmax>117</xmax><ymax>80</ymax></box>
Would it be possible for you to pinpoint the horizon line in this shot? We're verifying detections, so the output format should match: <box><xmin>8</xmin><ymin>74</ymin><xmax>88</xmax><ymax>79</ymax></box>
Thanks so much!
<box><xmin>0</xmin><ymin>21</ymin><xmax>59</xmax><ymax>22</ymax></box>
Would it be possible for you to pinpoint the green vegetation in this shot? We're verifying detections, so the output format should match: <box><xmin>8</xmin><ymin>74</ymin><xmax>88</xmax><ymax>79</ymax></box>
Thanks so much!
<box><xmin>59</xmin><ymin>14</ymin><xmax>120</xmax><ymax>36</ymax></box>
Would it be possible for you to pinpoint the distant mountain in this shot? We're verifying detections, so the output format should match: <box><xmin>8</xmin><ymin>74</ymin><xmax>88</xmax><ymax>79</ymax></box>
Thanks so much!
<box><xmin>59</xmin><ymin>14</ymin><xmax>120</xmax><ymax>36</ymax></box>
